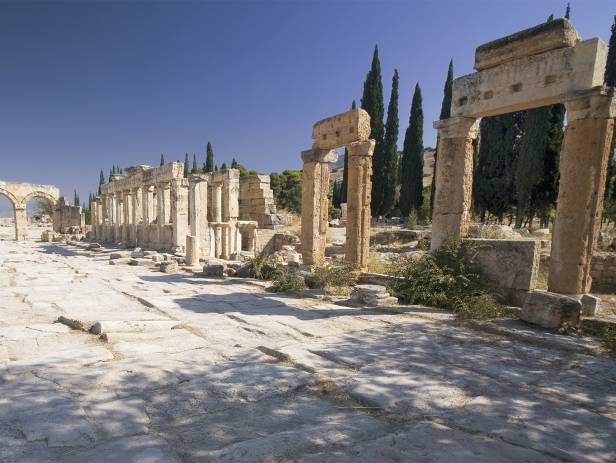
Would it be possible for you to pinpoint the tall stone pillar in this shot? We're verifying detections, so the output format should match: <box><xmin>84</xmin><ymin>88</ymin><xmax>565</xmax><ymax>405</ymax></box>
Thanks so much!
<box><xmin>156</xmin><ymin>183</ymin><xmax>169</xmax><ymax>244</ymax></box>
<box><xmin>141</xmin><ymin>187</ymin><xmax>153</xmax><ymax>245</ymax></box>
<box><xmin>431</xmin><ymin>116</ymin><xmax>479</xmax><ymax>250</ymax></box>
<box><xmin>345</xmin><ymin>140</ymin><xmax>375</xmax><ymax>270</ymax></box>
<box><xmin>131</xmin><ymin>188</ymin><xmax>142</xmax><ymax>245</ymax></box>
<box><xmin>14</xmin><ymin>207</ymin><xmax>27</xmax><ymax>241</ymax></box>
<box><xmin>300</xmin><ymin>148</ymin><xmax>338</xmax><ymax>266</ymax></box>
<box><xmin>189</xmin><ymin>177</ymin><xmax>209</xmax><ymax>259</ymax></box>
<box><xmin>123</xmin><ymin>191</ymin><xmax>132</xmax><ymax>243</ymax></box>
<box><xmin>211</xmin><ymin>184</ymin><xmax>223</xmax><ymax>223</ymax></box>
<box><xmin>113</xmin><ymin>194</ymin><xmax>122</xmax><ymax>243</ymax></box>
<box><xmin>548</xmin><ymin>90</ymin><xmax>616</xmax><ymax>294</ymax></box>
<box><xmin>171</xmin><ymin>179</ymin><xmax>189</xmax><ymax>251</ymax></box>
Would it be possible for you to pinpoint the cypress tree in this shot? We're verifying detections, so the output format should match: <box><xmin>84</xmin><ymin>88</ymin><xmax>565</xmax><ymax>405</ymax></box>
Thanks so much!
<box><xmin>191</xmin><ymin>153</ymin><xmax>198</xmax><ymax>174</ymax></box>
<box><xmin>98</xmin><ymin>169</ymin><xmax>105</xmax><ymax>194</ymax></box>
<box><xmin>221</xmin><ymin>162</ymin><xmax>227</xmax><ymax>170</ymax></box>
<box><xmin>361</xmin><ymin>45</ymin><xmax>385</xmax><ymax>216</ymax></box>
<box><xmin>160</xmin><ymin>154</ymin><xmax>165</xmax><ymax>166</ymax></box>
<box><xmin>109</xmin><ymin>168</ymin><xmax>113</xmax><ymax>182</ymax></box>
<box><xmin>204</xmin><ymin>142</ymin><xmax>214</xmax><ymax>173</ymax></box>
<box><xmin>399</xmin><ymin>83</ymin><xmax>424</xmax><ymax>218</ymax></box>
<box><xmin>430</xmin><ymin>60</ymin><xmax>454</xmax><ymax>218</ymax></box>
<box><xmin>184</xmin><ymin>153</ymin><xmax>190</xmax><ymax>178</ymax></box>
<box><xmin>603</xmin><ymin>16</ymin><xmax>616</xmax><ymax>200</ymax></box>
<box><xmin>381</xmin><ymin>69</ymin><xmax>400</xmax><ymax>215</ymax></box>
<box><xmin>340</xmin><ymin>100</ymin><xmax>356</xmax><ymax>205</ymax></box>
<box><xmin>214</xmin><ymin>164</ymin><xmax>218</xmax><ymax>172</ymax></box>
<box><xmin>565</xmin><ymin>3</ymin><xmax>570</xmax><ymax>19</ymax></box>
<box><xmin>231</xmin><ymin>158</ymin><xmax>238</xmax><ymax>168</ymax></box>
<box><xmin>73</xmin><ymin>190</ymin><xmax>79</xmax><ymax>206</ymax></box>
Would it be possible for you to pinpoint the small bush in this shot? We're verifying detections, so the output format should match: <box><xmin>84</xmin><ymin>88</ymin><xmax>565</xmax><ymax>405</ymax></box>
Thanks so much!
<box><xmin>388</xmin><ymin>240</ymin><xmax>505</xmax><ymax>319</ymax></box>
<box><xmin>367</xmin><ymin>252</ymin><xmax>388</xmax><ymax>274</ymax></box>
<box><xmin>599</xmin><ymin>325</ymin><xmax>616</xmax><ymax>351</ymax></box>
<box><xmin>313</xmin><ymin>263</ymin><xmax>359</xmax><ymax>295</ymax></box>
<box><xmin>269</xmin><ymin>266</ymin><xmax>306</xmax><ymax>292</ymax></box>
<box><xmin>245</xmin><ymin>251</ymin><xmax>278</xmax><ymax>280</ymax></box>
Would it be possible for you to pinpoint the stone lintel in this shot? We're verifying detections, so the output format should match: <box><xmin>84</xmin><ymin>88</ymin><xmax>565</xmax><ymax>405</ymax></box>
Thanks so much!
<box><xmin>565</xmin><ymin>87</ymin><xmax>616</xmax><ymax>121</ymax></box>
<box><xmin>433</xmin><ymin>117</ymin><xmax>479</xmax><ymax>139</ymax></box>
<box><xmin>301</xmin><ymin>148</ymin><xmax>339</xmax><ymax>164</ymax></box>
<box><xmin>453</xmin><ymin>38</ymin><xmax>607</xmax><ymax>118</ymax></box>
<box><xmin>475</xmin><ymin>18</ymin><xmax>580</xmax><ymax>71</ymax></box>
<box><xmin>347</xmin><ymin>139</ymin><xmax>376</xmax><ymax>157</ymax></box>
<box><xmin>312</xmin><ymin>108</ymin><xmax>371</xmax><ymax>150</ymax></box>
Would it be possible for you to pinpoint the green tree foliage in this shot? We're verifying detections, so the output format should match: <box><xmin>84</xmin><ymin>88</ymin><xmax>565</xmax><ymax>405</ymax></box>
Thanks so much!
<box><xmin>399</xmin><ymin>83</ymin><xmax>424</xmax><ymax>218</ymax></box>
<box><xmin>381</xmin><ymin>69</ymin><xmax>400</xmax><ymax>216</ymax></box>
<box><xmin>565</xmin><ymin>2</ymin><xmax>570</xmax><ymax>19</ymax></box>
<box><xmin>160</xmin><ymin>154</ymin><xmax>165</xmax><ymax>166</ymax></box>
<box><xmin>474</xmin><ymin>112</ymin><xmax>523</xmax><ymax>222</ymax></box>
<box><xmin>183</xmin><ymin>153</ymin><xmax>189</xmax><ymax>178</ymax></box>
<box><xmin>98</xmin><ymin>169</ymin><xmax>105</xmax><ymax>194</ymax></box>
<box><xmin>430</xmin><ymin>60</ymin><xmax>454</xmax><ymax>218</ymax></box>
<box><xmin>231</xmin><ymin>158</ymin><xmax>238</xmax><ymax>168</ymax></box>
<box><xmin>73</xmin><ymin>190</ymin><xmax>80</xmax><ymax>207</ymax></box>
<box><xmin>270</xmin><ymin>170</ymin><xmax>302</xmax><ymax>213</ymax></box>
<box><xmin>204</xmin><ymin>142</ymin><xmax>214</xmax><ymax>173</ymax></box>
<box><xmin>361</xmin><ymin>45</ymin><xmax>385</xmax><ymax>215</ymax></box>
<box><xmin>191</xmin><ymin>153</ymin><xmax>198</xmax><ymax>174</ymax></box>
<box><xmin>221</xmin><ymin>162</ymin><xmax>227</xmax><ymax>170</ymax></box>
<box><xmin>604</xmin><ymin>17</ymin><xmax>616</xmax><ymax>201</ymax></box>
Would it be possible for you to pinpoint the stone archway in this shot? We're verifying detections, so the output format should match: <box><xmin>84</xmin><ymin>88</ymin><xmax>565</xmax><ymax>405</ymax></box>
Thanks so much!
<box><xmin>431</xmin><ymin>18</ymin><xmax>614</xmax><ymax>297</ymax></box>
<box><xmin>0</xmin><ymin>181</ymin><xmax>60</xmax><ymax>240</ymax></box>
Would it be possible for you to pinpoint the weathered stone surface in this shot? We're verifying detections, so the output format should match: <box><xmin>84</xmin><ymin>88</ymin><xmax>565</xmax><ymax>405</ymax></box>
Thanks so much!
<box><xmin>160</xmin><ymin>260</ymin><xmax>179</xmax><ymax>273</ymax></box>
<box><xmin>475</xmin><ymin>18</ymin><xmax>580</xmax><ymax>71</ymax></box>
<box><xmin>63</xmin><ymin>435</ymin><xmax>180</xmax><ymax>463</ymax></box>
<box><xmin>580</xmin><ymin>293</ymin><xmax>600</xmax><ymax>316</ymax></box>
<box><xmin>204</xmin><ymin>262</ymin><xmax>226</xmax><ymax>277</ymax></box>
<box><xmin>349</xmin><ymin>284</ymin><xmax>398</xmax><ymax>307</ymax></box>
<box><xmin>311</xmin><ymin>108</ymin><xmax>371</xmax><ymax>150</ymax></box>
<box><xmin>521</xmin><ymin>291</ymin><xmax>581</xmax><ymax>329</ymax></box>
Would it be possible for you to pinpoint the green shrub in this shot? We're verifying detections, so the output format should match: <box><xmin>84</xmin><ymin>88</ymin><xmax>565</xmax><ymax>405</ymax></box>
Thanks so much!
<box><xmin>245</xmin><ymin>251</ymin><xmax>278</xmax><ymax>280</ymax></box>
<box><xmin>313</xmin><ymin>263</ymin><xmax>359</xmax><ymax>295</ymax></box>
<box><xmin>269</xmin><ymin>266</ymin><xmax>306</xmax><ymax>292</ymax></box>
<box><xmin>389</xmin><ymin>240</ymin><xmax>505</xmax><ymax>319</ymax></box>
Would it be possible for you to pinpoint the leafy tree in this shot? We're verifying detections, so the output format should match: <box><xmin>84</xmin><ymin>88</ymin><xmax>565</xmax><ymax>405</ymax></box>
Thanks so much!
<box><xmin>231</xmin><ymin>158</ymin><xmax>238</xmax><ymax>168</ymax></box>
<box><xmin>73</xmin><ymin>190</ymin><xmax>80</xmax><ymax>207</ymax></box>
<box><xmin>98</xmin><ymin>169</ymin><xmax>105</xmax><ymax>194</ymax></box>
<box><xmin>270</xmin><ymin>170</ymin><xmax>302</xmax><ymax>213</ymax></box>
<box><xmin>430</xmin><ymin>60</ymin><xmax>454</xmax><ymax>218</ymax></box>
<box><xmin>221</xmin><ymin>162</ymin><xmax>228</xmax><ymax>170</ymax></box>
<box><xmin>361</xmin><ymin>45</ymin><xmax>385</xmax><ymax>215</ymax></box>
<box><xmin>183</xmin><ymin>153</ymin><xmax>190</xmax><ymax>178</ymax></box>
<box><xmin>204</xmin><ymin>142</ymin><xmax>214</xmax><ymax>172</ymax></box>
<box><xmin>565</xmin><ymin>2</ymin><xmax>570</xmax><ymax>19</ymax></box>
<box><xmin>160</xmin><ymin>154</ymin><xmax>165</xmax><ymax>166</ymax></box>
<box><xmin>399</xmin><ymin>83</ymin><xmax>424</xmax><ymax>217</ymax></box>
<box><xmin>604</xmin><ymin>16</ymin><xmax>616</xmax><ymax>200</ymax></box>
<box><xmin>191</xmin><ymin>153</ymin><xmax>198</xmax><ymax>174</ymax></box>
<box><xmin>381</xmin><ymin>69</ymin><xmax>400</xmax><ymax>216</ymax></box>
<box><xmin>474</xmin><ymin>112</ymin><xmax>523</xmax><ymax>222</ymax></box>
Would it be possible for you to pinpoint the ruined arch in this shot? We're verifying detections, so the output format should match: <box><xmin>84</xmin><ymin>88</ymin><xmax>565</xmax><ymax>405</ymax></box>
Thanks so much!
<box><xmin>0</xmin><ymin>181</ymin><xmax>60</xmax><ymax>240</ymax></box>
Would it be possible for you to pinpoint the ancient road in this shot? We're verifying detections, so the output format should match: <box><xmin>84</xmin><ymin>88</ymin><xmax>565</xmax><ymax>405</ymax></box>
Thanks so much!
<box><xmin>1</xmin><ymin>230</ymin><xmax>615</xmax><ymax>462</ymax></box>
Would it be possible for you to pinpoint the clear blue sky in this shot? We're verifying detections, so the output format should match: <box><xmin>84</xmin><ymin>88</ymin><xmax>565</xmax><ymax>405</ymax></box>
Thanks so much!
<box><xmin>0</xmin><ymin>0</ymin><xmax>613</xmax><ymax>212</ymax></box>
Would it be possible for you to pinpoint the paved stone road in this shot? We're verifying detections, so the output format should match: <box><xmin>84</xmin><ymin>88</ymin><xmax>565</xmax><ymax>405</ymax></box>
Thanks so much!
<box><xmin>1</xmin><ymin>230</ymin><xmax>616</xmax><ymax>462</ymax></box>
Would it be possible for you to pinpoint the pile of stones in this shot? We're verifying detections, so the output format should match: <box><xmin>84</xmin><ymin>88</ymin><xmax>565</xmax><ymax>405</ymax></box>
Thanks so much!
<box><xmin>349</xmin><ymin>284</ymin><xmax>398</xmax><ymax>307</ymax></box>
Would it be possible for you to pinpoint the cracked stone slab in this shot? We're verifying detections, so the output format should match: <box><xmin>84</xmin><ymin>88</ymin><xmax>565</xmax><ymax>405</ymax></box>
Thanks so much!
<box><xmin>61</xmin><ymin>435</ymin><xmax>180</xmax><ymax>463</ymax></box>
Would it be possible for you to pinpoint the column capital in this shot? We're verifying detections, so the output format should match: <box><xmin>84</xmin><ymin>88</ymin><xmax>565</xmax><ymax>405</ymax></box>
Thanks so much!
<box><xmin>301</xmin><ymin>148</ymin><xmax>338</xmax><ymax>164</ymax></box>
<box><xmin>433</xmin><ymin>116</ymin><xmax>479</xmax><ymax>139</ymax></box>
<box><xmin>347</xmin><ymin>139</ymin><xmax>376</xmax><ymax>157</ymax></box>
<box><xmin>565</xmin><ymin>87</ymin><xmax>616</xmax><ymax>121</ymax></box>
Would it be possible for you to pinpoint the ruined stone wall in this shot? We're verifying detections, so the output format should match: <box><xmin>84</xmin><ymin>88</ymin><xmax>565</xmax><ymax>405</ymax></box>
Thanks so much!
<box><xmin>53</xmin><ymin>199</ymin><xmax>85</xmax><ymax>233</ymax></box>
<box><xmin>589</xmin><ymin>252</ymin><xmax>616</xmax><ymax>292</ymax></box>
<box><xmin>239</xmin><ymin>175</ymin><xmax>277</xmax><ymax>228</ymax></box>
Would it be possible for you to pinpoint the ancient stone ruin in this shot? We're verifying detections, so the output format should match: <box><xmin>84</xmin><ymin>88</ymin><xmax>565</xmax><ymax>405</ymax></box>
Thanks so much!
<box><xmin>431</xmin><ymin>18</ymin><xmax>614</xmax><ymax>326</ymax></box>
<box><xmin>0</xmin><ymin>180</ymin><xmax>84</xmax><ymax>240</ymax></box>
<box><xmin>301</xmin><ymin>108</ymin><xmax>374</xmax><ymax>269</ymax></box>
<box><xmin>90</xmin><ymin>162</ymin><xmax>277</xmax><ymax>263</ymax></box>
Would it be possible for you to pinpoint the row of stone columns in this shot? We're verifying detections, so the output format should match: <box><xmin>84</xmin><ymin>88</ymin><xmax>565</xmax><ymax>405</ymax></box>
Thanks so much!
<box><xmin>432</xmin><ymin>89</ymin><xmax>616</xmax><ymax>295</ymax></box>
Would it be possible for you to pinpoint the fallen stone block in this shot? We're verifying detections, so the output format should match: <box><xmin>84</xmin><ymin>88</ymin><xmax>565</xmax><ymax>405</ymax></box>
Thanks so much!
<box><xmin>521</xmin><ymin>291</ymin><xmax>581</xmax><ymax>329</ymax></box>
<box><xmin>204</xmin><ymin>263</ymin><xmax>226</xmax><ymax>277</ymax></box>
<box><xmin>131</xmin><ymin>247</ymin><xmax>144</xmax><ymax>258</ymax></box>
<box><xmin>129</xmin><ymin>258</ymin><xmax>157</xmax><ymax>268</ymax></box>
<box><xmin>349</xmin><ymin>284</ymin><xmax>398</xmax><ymax>307</ymax></box>
<box><xmin>160</xmin><ymin>260</ymin><xmax>179</xmax><ymax>273</ymax></box>
<box><xmin>580</xmin><ymin>294</ymin><xmax>600</xmax><ymax>316</ymax></box>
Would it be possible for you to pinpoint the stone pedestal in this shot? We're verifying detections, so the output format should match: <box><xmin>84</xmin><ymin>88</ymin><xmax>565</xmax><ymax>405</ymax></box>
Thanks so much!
<box><xmin>300</xmin><ymin>148</ymin><xmax>338</xmax><ymax>266</ymax></box>
<box><xmin>185</xmin><ymin>235</ymin><xmax>200</xmax><ymax>266</ymax></box>
<box><xmin>548</xmin><ymin>91</ymin><xmax>616</xmax><ymax>294</ymax></box>
<box><xmin>345</xmin><ymin>140</ymin><xmax>375</xmax><ymax>270</ymax></box>
<box><xmin>431</xmin><ymin>117</ymin><xmax>479</xmax><ymax>250</ymax></box>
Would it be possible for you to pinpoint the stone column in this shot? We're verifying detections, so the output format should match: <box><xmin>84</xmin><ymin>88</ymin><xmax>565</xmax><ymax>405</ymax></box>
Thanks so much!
<box><xmin>113</xmin><ymin>193</ymin><xmax>122</xmax><ymax>243</ymax></box>
<box><xmin>213</xmin><ymin>225</ymin><xmax>222</xmax><ymax>258</ymax></box>
<box><xmin>345</xmin><ymin>139</ymin><xmax>375</xmax><ymax>270</ymax></box>
<box><xmin>141</xmin><ymin>187</ymin><xmax>153</xmax><ymax>245</ymax></box>
<box><xmin>211</xmin><ymin>184</ymin><xmax>223</xmax><ymax>223</ymax></box>
<box><xmin>548</xmin><ymin>90</ymin><xmax>616</xmax><ymax>294</ymax></box>
<box><xmin>156</xmin><ymin>183</ymin><xmax>169</xmax><ymax>245</ymax></box>
<box><xmin>14</xmin><ymin>206</ymin><xmax>27</xmax><ymax>241</ymax></box>
<box><xmin>431</xmin><ymin>117</ymin><xmax>479</xmax><ymax>250</ymax></box>
<box><xmin>185</xmin><ymin>235</ymin><xmax>200</xmax><ymax>266</ymax></box>
<box><xmin>131</xmin><ymin>188</ymin><xmax>142</xmax><ymax>245</ymax></box>
<box><xmin>123</xmin><ymin>191</ymin><xmax>132</xmax><ymax>243</ymax></box>
<box><xmin>171</xmin><ymin>179</ymin><xmax>189</xmax><ymax>251</ymax></box>
<box><xmin>300</xmin><ymin>148</ymin><xmax>338</xmax><ymax>266</ymax></box>
<box><xmin>189</xmin><ymin>178</ymin><xmax>209</xmax><ymax>258</ymax></box>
